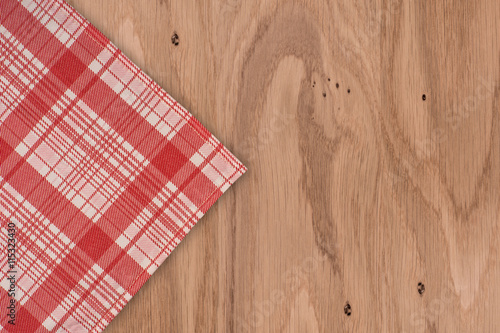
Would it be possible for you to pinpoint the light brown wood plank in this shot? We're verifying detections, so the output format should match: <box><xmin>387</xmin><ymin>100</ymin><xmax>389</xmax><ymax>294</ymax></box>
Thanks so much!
<box><xmin>65</xmin><ymin>0</ymin><xmax>500</xmax><ymax>332</ymax></box>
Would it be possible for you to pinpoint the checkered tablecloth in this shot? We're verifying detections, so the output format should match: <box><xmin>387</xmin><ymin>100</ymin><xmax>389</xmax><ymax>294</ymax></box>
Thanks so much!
<box><xmin>0</xmin><ymin>0</ymin><xmax>246</xmax><ymax>331</ymax></box>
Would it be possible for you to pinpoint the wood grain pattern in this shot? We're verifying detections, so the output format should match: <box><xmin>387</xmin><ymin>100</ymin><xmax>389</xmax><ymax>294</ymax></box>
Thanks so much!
<box><xmin>66</xmin><ymin>0</ymin><xmax>500</xmax><ymax>332</ymax></box>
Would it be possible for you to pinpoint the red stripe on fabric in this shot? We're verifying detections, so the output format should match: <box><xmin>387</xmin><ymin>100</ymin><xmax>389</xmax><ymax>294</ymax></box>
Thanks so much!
<box><xmin>51</xmin><ymin>243</ymin><xmax>144</xmax><ymax>331</ymax></box>
<box><xmin>9</xmin><ymin>307</ymin><xmax>41</xmax><ymax>332</ymax></box>
<box><xmin>85</xmin><ymin>181</ymin><xmax>227</xmax><ymax>333</ymax></box>
<box><xmin>1</xmin><ymin>0</ymin><xmax>65</xmax><ymax>66</ymax></box>
<box><xmin>51</xmin><ymin>50</ymin><xmax>88</xmax><ymax>87</ymax></box>
<box><xmin>187</xmin><ymin>116</ymin><xmax>211</xmax><ymax>141</ymax></box>
<box><xmin>0</xmin><ymin>138</ymin><xmax>13</xmax><ymax>165</ymax></box>
<box><xmin>68</xmin><ymin>26</ymin><xmax>105</xmax><ymax>65</ymax></box>
<box><xmin>200</xmin><ymin>187</ymin><xmax>224</xmax><ymax>214</ymax></box>
<box><xmin>94</xmin><ymin>164</ymin><xmax>165</xmax><ymax>238</ymax></box>
<box><xmin>16</xmin><ymin>243</ymin><xmax>98</xmax><ymax>331</ymax></box>
<box><xmin>0</xmin><ymin>0</ymin><xmax>246</xmax><ymax>331</ymax></box>
<box><xmin>115</xmin><ymin>147</ymin><xmax>218</xmax><ymax>253</ymax></box>
<box><xmin>0</xmin><ymin>149</ymin><xmax>92</xmax><ymax>240</ymax></box>
<box><xmin>80</xmin><ymin>78</ymin><xmax>182</xmax><ymax>160</ymax></box>
<box><xmin>0</xmin><ymin>4</ymin><xmax>106</xmax><ymax>153</ymax></box>
<box><xmin>0</xmin><ymin>78</ymin><xmax>60</xmax><ymax>149</ymax></box>
<box><xmin>84</xmin><ymin>23</ymin><xmax>109</xmax><ymax>48</ymax></box>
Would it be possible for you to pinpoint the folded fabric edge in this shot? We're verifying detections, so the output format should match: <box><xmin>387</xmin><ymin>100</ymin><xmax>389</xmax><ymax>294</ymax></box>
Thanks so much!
<box><xmin>92</xmin><ymin>166</ymin><xmax>245</xmax><ymax>333</ymax></box>
<box><xmin>65</xmin><ymin>5</ymin><xmax>249</xmax><ymax>333</ymax></box>
<box><xmin>1</xmin><ymin>0</ymin><xmax>248</xmax><ymax>331</ymax></box>
<box><xmin>56</xmin><ymin>2</ymin><xmax>248</xmax><ymax>332</ymax></box>
<box><xmin>73</xmin><ymin>3</ymin><xmax>247</xmax><ymax>177</ymax></box>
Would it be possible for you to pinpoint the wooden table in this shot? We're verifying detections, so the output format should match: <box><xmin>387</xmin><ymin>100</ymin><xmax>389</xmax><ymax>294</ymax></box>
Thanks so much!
<box><xmin>66</xmin><ymin>1</ymin><xmax>500</xmax><ymax>332</ymax></box>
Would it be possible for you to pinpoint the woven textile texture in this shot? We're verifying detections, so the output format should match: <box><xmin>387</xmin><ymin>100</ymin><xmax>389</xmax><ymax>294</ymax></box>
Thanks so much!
<box><xmin>0</xmin><ymin>0</ymin><xmax>246</xmax><ymax>332</ymax></box>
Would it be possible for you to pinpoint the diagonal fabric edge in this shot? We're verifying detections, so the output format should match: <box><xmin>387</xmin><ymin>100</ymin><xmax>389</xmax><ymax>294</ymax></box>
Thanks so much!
<box><xmin>0</xmin><ymin>0</ymin><xmax>246</xmax><ymax>332</ymax></box>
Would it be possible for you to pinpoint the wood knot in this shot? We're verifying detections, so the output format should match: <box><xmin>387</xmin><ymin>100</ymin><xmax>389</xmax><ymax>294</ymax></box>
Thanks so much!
<box><xmin>344</xmin><ymin>302</ymin><xmax>352</xmax><ymax>316</ymax></box>
<box><xmin>418</xmin><ymin>282</ymin><xmax>425</xmax><ymax>295</ymax></box>
<box><xmin>171</xmin><ymin>32</ymin><xmax>179</xmax><ymax>46</ymax></box>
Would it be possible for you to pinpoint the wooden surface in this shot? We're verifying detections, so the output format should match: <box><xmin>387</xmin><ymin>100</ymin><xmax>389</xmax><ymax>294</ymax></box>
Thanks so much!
<box><xmin>66</xmin><ymin>0</ymin><xmax>500</xmax><ymax>332</ymax></box>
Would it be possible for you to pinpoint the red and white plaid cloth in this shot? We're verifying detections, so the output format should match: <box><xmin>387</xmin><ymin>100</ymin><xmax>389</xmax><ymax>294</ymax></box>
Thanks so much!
<box><xmin>0</xmin><ymin>0</ymin><xmax>246</xmax><ymax>331</ymax></box>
